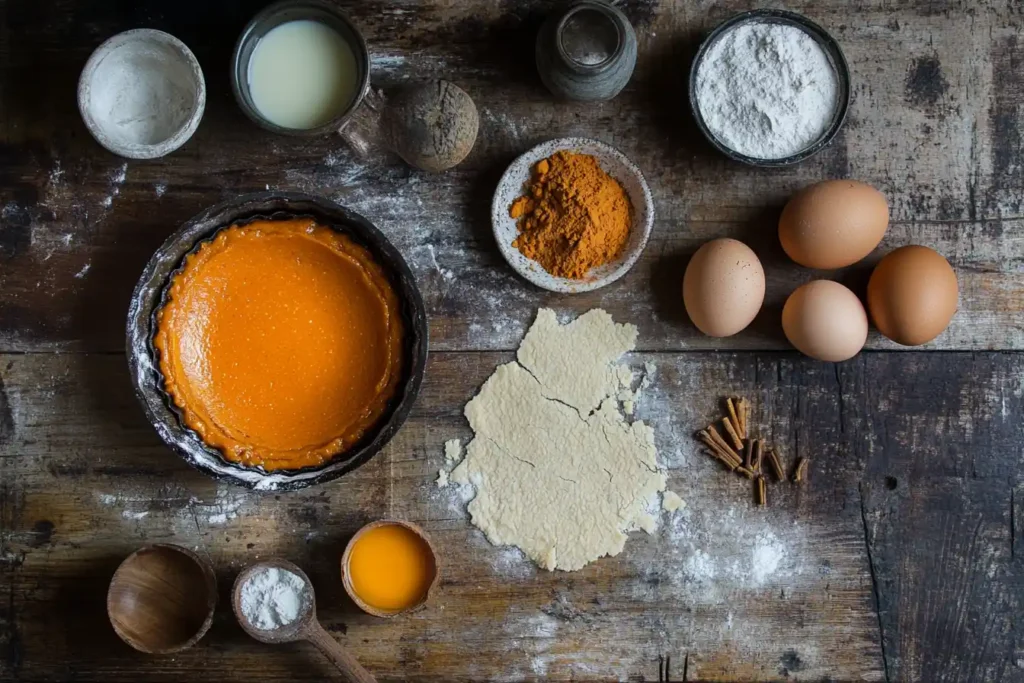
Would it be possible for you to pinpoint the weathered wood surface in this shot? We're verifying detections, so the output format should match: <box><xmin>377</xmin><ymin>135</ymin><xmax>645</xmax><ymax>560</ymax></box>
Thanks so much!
<box><xmin>2</xmin><ymin>0</ymin><xmax>1024</xmax><ymax>681</ymax></box>
<box><xmin>1</xmin><ymin>0</ymin><xmax>1024</xmax><ymax>352</ymax></box>
<box><xmin>2</xmin><ymin>351</ymin><xmax>1021</xmax><ymax>682</ymax></box>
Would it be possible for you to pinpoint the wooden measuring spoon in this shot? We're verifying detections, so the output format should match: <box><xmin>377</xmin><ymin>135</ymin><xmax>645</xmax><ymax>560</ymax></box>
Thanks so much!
<box><xmin>232</xmin><ymin>558</ymin><xmax>375</xmax><ymax>683</ymax></box>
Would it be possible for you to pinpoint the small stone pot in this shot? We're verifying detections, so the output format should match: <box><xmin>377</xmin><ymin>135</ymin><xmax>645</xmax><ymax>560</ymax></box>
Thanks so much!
<box><xmin>535</xmin><ymin>0</ymin><xmax>637</xmax><ymax>102</ymax></box>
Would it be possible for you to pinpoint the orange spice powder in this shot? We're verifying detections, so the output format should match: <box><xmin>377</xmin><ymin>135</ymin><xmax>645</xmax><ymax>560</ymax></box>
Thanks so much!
<box><xmin>509</xmin><ymin>150</ymin><xmax>632</xmax><ymax>280</ymax></box>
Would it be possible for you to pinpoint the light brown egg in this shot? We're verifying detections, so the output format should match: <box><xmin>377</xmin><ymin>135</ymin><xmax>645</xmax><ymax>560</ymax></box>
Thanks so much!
<box><xmin>782</xmin><ymin>280</ymin><xmax>868</xmax><ymax>362</ymax></box>
<box><xmin>867</xmin><ymin>245</ymin><xmax>958</xmax><ymax>346</ymax></box>
<box><xmin>682</xmin><ymin>238</ymin><xmax>765</xmax><ymax>337</ymax></box>
<box><xmin>779</xmin><ymin>180</ymin><xmax>889</xmax><ymax>269</ymax></box>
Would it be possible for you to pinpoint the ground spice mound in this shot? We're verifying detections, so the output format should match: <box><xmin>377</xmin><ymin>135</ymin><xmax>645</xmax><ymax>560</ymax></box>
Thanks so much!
<box><xmin>509</xmin><ymin>150</ymin><xmax>632</xmax><ymax>280</ymax></box>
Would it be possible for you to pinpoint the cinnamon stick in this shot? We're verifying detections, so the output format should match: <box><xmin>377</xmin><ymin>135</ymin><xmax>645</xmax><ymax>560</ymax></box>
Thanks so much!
<box><xmin>756</xmin><ymin>476</ymin><xmax>767</xmax><ymax>506</ymax></box>
<box><xmin>793</xmin><ymin>457</ymin><xmax>809</xmax><ymax>484</ymax></box>
<box><xmin>752</xmin><ymin>439</ymin><xmax>764</xmax><ymax>473</ymax></box>
<box><xmin>722</xmin><ymin>417</ymin><xmax>744</xmax><ymax>452</ymax></box>
<box><xmin>726</xmin><ymin>398</ymin><xmax>743</xmax><ymax>439</ymax></box>
<box><xmin>706</xmin><ymin>426</ymin><xmax>742</xmax><ymax>463</ymax></box>
<box><xmin>766</xmin><ymin>446</ymin><xmax>785</xmax><ymax>482</ymax></box>
<box><xmin>696</xmin><ymin>430</ymin><xmax>741</xmax><ymax>470</ymax></box>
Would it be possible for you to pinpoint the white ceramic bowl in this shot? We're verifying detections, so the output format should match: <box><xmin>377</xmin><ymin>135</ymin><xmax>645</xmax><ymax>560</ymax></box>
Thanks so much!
<box><xmin>78</xmin><ymin>29</ymin><xmax>206</xmax><ymax>159</ymax></box>
<box><xmin>492</xmin><ymin>137</ymin><xmax>654</xmax><ymax>293</ymax></box>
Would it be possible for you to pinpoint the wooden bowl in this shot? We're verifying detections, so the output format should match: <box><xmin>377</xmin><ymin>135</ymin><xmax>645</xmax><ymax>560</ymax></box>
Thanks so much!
<box><xmin>107</xmin><ymin>544</ymin><xmax>217</xmax><ymax>654</ymax></box>
<box><xmin>340</xmin><ymin>520</ymin><xmax>439</xmax><ymax>617</ymax></box>
<box><xmin>126</xmin><ymin>192</ymin><xmax>429</xmax><ymax>491</ymax></box>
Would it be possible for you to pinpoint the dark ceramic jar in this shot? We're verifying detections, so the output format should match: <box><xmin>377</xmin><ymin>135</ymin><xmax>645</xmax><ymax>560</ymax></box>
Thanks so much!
<box><xmin>536</xmin><ymin>0</ymin><xmax>637</xmax><ymax>102</ymax></box>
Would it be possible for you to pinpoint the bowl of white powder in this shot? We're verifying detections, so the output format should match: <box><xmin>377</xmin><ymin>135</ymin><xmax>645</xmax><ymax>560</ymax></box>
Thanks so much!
<box><xmin>689</xmin><ymin>10</ymin><xmax>850</xmax><ymax>166</ymax></box>
<box><xmin>78</xmin><ymin>29</ymin><xmax>206</xmax><ymax>159</ymax></box>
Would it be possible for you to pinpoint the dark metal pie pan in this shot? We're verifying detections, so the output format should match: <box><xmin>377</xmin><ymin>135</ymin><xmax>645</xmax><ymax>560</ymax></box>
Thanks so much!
<box><xmin>126</xmin><ymin>192</ymin><xmax>428</xmax><ymax>491</ymax></box>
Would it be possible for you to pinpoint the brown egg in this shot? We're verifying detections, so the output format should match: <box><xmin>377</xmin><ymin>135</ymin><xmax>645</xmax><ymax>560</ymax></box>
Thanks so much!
<box><xmin>782</xmin><ymin>280</ymin><xmax>868</xmax><ymax>362</ymax></box>
<box><xmin>682</xmin><ymin>238</ymin><xmax>765</xmax><ymax>337</ymax></box>
<box><xmin>779</xmin><ymin>180</ymin><xmax>889</xmax><ymax>269</ymax></box>
<box><xmin>867</xmin><ymin>245</ymin><xmax>958</xmax><ymax>346</ymax></box>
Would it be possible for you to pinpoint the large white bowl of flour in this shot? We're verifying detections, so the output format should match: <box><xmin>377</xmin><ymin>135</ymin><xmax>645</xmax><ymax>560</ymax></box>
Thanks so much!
<box><xmin>78</xmin><ymin>29</ymin><xmax>206</xmax><ymax>159</ymax></box>
<box><xmin>689</xmin><ymin>9</ymin><xmax>850</xmax><ymax>166</ymax></box>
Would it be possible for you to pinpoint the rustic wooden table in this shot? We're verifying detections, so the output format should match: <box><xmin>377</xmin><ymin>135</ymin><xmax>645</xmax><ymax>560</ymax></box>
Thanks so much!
<box><xmin>2</xmin><ymin>1</ymin><xmax>1022</xmax><ymax>681</ymax></box>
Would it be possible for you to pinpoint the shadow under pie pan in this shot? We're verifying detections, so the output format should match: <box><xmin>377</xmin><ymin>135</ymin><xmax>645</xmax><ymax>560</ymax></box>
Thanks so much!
<box><xmin>126</xmin><ymin>192</ymin><xmax>428</xmax><ymax>491</ymax></box>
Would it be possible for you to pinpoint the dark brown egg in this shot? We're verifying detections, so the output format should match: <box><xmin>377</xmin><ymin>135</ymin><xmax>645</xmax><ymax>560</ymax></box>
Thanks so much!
<box><xmin>867</xmin><ymin>245</ymin><xmax>958</xmax><ymax>346</ymax></box>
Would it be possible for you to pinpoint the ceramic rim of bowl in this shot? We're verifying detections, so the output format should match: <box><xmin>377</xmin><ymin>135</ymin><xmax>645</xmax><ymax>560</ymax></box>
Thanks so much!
<box><xmin>126</xmin><ymin>192</ymin><xmax>429</xmax><ymax>491</ymax></box>
<box><xmin>78</xmin><ymin>29</ymin><xmax>206</xmax><ymax>160</ymax></box>
<box><xmin>340</xmin><ymin>519</ymin><xmax>440</xmax><ymax>618</ymax></box>
<box><xmin>688</xmin><ymin>9</ymin><xmax>851</xmax><ymax>167</ymax></box>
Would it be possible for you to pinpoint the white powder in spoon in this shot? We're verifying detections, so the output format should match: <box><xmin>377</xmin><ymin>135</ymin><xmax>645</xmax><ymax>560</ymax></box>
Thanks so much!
<box><xmin>240</xmin><ymin>567</ymin><xmax>309</xmax><ymax>630</ymax></box>
<box><xmin>695</xmin><ymin>22</ymin><xmax>839</xmax><ymax>159</ymax></box>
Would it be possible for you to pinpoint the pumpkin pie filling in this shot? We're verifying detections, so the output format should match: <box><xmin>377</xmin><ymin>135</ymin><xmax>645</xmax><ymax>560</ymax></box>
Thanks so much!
<box><xmin>154</xmin><ymin>218</ymin><xmax>404</xmax><ymax>471</ymax></box>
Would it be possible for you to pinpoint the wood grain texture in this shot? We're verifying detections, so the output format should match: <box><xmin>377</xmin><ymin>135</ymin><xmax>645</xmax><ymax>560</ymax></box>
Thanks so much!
<box><xmin>0</xmin><ymin>0</ymin><xmax>1023</xmax><ymax>353</ymax></box>
<box><xmin>0</xmin><ymin>351</ymin><xmax>1021</xmax><ymax>681</ymax></box>
<box><xmin>2</xmin><ymin>0</ymin><xmax>1024</xmax><ymax>681</ymax></box>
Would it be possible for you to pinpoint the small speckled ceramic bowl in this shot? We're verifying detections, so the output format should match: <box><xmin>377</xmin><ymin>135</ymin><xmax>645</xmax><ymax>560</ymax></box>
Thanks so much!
<box><xmin>492</xmin><ymin>137</ymin><xmax>654</xmax><ymax>293</ymax></box>
<box><xmin>78</xmin><ymin>29</ymin><xmax>206</xmax><ymax>159</ymax></box>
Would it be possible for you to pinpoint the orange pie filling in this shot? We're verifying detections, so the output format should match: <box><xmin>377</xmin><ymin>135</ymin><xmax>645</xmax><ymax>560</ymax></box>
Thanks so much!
<box><xmin>154</xmin><ymin>218</ymin><xmax>404</xmax><ymax>471</ymax></box>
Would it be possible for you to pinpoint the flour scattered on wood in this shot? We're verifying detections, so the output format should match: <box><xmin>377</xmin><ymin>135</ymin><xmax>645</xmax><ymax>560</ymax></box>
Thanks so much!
<box><xmin>74</xmin><ymin>263</ymin><xmax>91</xmax><ymax>279</ymax></box>
<box><xmin>491</xmin><ymin>546</ymin><xmax>535</xmax><ymax>579</ymax></box>
<box><xmin>370</xmin><ymin>53</ymin><xmax>407</xmax><ymax>72</ymax></box>
<box><xmin>648</xmin><ymin>502</ymin><xmax>808</xmax><ymax>603</ymax></box>
<box><xmin>449</xmin><ymin>308</ymin><xmax>667</xmax><ymax>571</ymax></box>
<box><xmin>48</xmin><ymin>161</ymin><xmax>65</xmax><ymax>186</ymax></box>
<box><xmin>154</xmin><ymin>183</ymin><xmax>167</xmax><ymax>197</ymax></box>
<box><xmin>95</xmin><ymin>484</ymin><xmax>251</xmax><ymax>527</ymax></box>
<box><xmin>101</xmin><ymin>163</ymin><xmax>128</xmax><ymax>209</ymax></box>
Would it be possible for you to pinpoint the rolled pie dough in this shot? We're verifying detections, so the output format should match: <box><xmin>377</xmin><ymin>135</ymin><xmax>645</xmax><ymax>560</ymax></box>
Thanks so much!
<box><xmin>451</xmin><ymin>309</ymin><xmax>666</xmax><ymax>571</ymax></box>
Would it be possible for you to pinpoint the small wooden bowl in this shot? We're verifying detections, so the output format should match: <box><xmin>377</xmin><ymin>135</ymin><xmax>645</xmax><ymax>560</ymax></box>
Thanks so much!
<box><xmin>340</xmin><ymin>520</ymin><xmax>439</xmax><ymax>618</ymax></box>
<box><xmin>107</xmin><ymin>544</ymin><xmax>217</xmax><ymax>654</ymax></box>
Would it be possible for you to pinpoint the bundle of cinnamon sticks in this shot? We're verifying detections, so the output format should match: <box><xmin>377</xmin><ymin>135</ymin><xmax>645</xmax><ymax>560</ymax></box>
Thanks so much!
<box><xmin>694</xmin><ymin>397</ymin><xmax>809</xmax><ymax>506</ymax></box>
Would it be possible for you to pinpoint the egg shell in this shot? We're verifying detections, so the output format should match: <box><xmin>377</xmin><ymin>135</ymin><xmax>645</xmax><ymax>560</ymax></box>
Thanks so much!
<box><xmin>779</xmin><ymin>180</ymin><xmax>889</xmax><ymax>269</ymax></box>
<box><xmin>682</xmin><ymin>238</ymin><xmax>765</xmax><ymax>338</ymax></box>
<box><xmin>867</xmin><ymin>245</ymin><xmax>958</xmax><ymax>346</ymax></box>
<box><xmin>782</xmin><ymin>280</ymin><xmax>868</xmax><ymax>362</ymax></box>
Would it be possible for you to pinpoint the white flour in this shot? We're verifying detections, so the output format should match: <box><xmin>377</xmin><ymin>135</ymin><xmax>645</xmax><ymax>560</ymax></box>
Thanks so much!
<box><xmin>695</xmin><ymin>22</ymin><xmax>838</xmax><ymax>159</ymax></box>
<box><xmin>87</xmin><ymin>43</ymin><xmax>198</xmax><ymax>146</ymax></box>
<box><xmin>751</xmin><ymin>531</ymin><xmax>786</xmax><ymax>584</ymax></box>
<box><xmin>240</xmin><ymin>567</ymin><xmax>308</xmax><ymax>630</ymax></box>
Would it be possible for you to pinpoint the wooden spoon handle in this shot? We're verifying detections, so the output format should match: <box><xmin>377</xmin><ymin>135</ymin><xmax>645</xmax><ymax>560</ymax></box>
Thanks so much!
<box><xmin>304</xmin><ymin>620</ymin><xmax>377</xmax><ymax>683</ymax></box>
